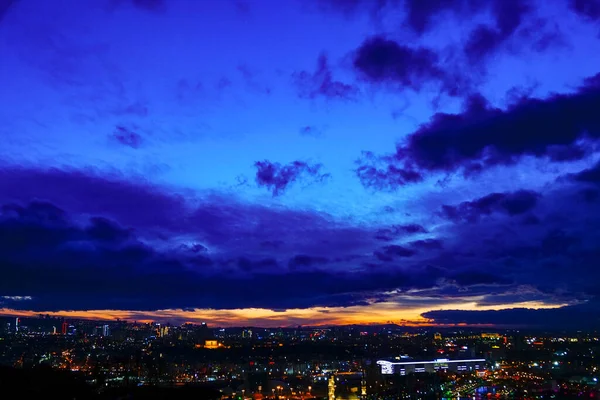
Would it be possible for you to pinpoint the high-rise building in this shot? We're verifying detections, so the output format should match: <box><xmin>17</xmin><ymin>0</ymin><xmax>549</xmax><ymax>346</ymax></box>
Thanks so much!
<box><xmin>61</xmin><ymin>321</ymin><xmax>68</xmax><ymax>335</ymax></box>
<box><xmin>159</xmin><ymin>325</ymin><xmax>169</xmax><ymax>338</ymax></box>
<box><xmin>102</xmin><ymin>324</ymin><xmax>110</xmax><ymax>337</ymax></box>
<box><xmin>361</xmin><ymin>370</ymin><xmax>367</xmax><ymax>397</ymax></box>
<box><xmin>15</xmin><ymin>317</ymin><xmax>19</xmax><ymax>333</ymax></box>
<box><xmin>328</xmin><ymin>375</ymin><xmax>336</xmax><ymax>400</ymax></box>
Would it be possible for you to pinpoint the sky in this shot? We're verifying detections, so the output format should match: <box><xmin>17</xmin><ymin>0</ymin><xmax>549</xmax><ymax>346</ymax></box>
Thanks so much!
<box><xmin>1</xmin><ymin>0</ymin><xmax>600</xmax><ymax>329</ymax></box>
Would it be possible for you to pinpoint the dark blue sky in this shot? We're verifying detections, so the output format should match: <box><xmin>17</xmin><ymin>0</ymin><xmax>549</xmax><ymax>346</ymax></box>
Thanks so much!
<box><xmin>1</xmin><ymin>0</ymin><xmax>600</xmax><ymax>327</ymax></box>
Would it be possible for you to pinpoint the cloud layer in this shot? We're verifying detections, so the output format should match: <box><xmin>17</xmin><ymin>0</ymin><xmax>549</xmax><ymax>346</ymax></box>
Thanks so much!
<box><xmin>357</xmin><ymin>76</ymin><xmax>600</xmax><ymax>188</ymax></box>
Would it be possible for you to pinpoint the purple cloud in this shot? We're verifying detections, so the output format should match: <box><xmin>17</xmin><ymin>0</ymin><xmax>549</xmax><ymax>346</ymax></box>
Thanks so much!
<box><xmin>441</xmin><ymin>190</ymin><xmax>540</xmax><ymax>222</ymax></box>
<box><xmin>422</xmin><ymin>301</ymin><xmax>600</xmax><ymax>329</ymax></box>
<box><xmin>464</xmin><ymin>0</ymin><xmax>531</xmax><ymax>61</ymax></box>
<box><xmin>409</xmin><ymin>239</ymin><xmax>443</xmax><ymax>250</ymax></box>
<box><xmin>374</xmin><ymin>223</ymin><xmax>427</xmax><ymax>241</ymax></box>
<box><xmin>254</xmin><ymin>160</ymin><xmax>330</xmax><ymax>196</ymax></box>
<box><xmin>569</xmin><ymin>0</ymin><xmax>600</xmax><ymax>20</ymax></box>
<box><xmin>356</xmin><ymin>75</ymin><xmax>600</xmax><ymax>188</ymax></box>
<box><xmin>570</xmin><ymin>160</ymin><xmax>600</xmax><ymax>185</ymax></box>
<box><xmin>374</xmin><ymin>245</ymin><xmax>416</xmax><ymax>261</ymax></box>
<box><xmin>288</xmin><ymin>254</ymin><xmax>330</xmax><ymax>269</ymax></box>
<box><xmin>293</xmin><ymin>54</ymin><xmax>359</xmax><ymax>100</ymax></box>
<box><xmin>1</xmin><ymin>163</ymin><xmax>600</xmax><ymax>316</ymax></box>
<box><xmin>352</xmin><ymin>36</ymin><xmax>460</xmax><ymax>94</ymax></box>
<box><xmin>0</xmin><ymin>199</ymin><xmax>448</xmax><ymax>311</ymax></box>
<box><xmin>112</xmin><ymin>125</ymin><xmax>143</xmax><ymax>149</ymax></box>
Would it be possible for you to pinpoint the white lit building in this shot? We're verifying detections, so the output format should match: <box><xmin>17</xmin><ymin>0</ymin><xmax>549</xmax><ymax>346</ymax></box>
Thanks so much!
<box><xmin>376</xmin><ymin>358</ymin><xmax>486</xmax><ymax>375</ymax></box>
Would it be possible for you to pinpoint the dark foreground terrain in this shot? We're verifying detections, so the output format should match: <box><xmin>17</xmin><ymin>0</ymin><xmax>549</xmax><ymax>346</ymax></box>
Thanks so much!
<box><xmin>0</xmin><ymin>366</ymin><xmax>222</xmax><ymax>400</ymax></box>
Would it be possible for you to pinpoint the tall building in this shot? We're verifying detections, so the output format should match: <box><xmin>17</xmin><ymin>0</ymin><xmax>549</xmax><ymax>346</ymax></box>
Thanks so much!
<box><xmin>102</xmin><ymin>324</ymin><xmax>110</xmax><ymax>337</ymax></box>
<box><xmin>159</xmin><ymin>325</ymin><xmax>169</xmax><ymax>338</ymax></box>
<box><xmin>61</xmin><ymin>321</ymin><xmax>68</xmax><ymax>335</ymax></box>
<box><xmin>328</xmin><ymin>375</ymin><xmax>336</xmax><ymax>400</ymax></box>
<box><xmin>361</xmin><ymin>371</ymin><xmax>367</xmax><ymax>398</ymax></box>
<box><xmin>15</xmin><ymin>317</ymin><xmax>19</xmax><ymax>333</ymax></box>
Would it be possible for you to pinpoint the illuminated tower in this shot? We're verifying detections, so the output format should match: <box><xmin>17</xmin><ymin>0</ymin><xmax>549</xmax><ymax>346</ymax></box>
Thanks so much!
<box><xmin>361</xmin><ymin>370</ymin><xmax>367</xmax><ymax>397</ymax></box>
<box><xmin>328</xmin><ymin>375</ymin><xmax>336</xmax><ymax>400</ymax></box>
<box><xmin>15</xmin><ymin>317</ymin><xmax>19</xmax><ymax>333</ymax></box>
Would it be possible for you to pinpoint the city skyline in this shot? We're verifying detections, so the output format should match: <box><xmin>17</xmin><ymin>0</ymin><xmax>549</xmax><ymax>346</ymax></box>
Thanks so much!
<box><xmin>1</xmin><ymin>0</ymin><xmax>600</xmax><ymax>329</ymax></box>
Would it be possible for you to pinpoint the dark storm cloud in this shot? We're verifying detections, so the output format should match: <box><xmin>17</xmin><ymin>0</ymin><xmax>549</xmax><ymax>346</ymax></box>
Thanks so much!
<box><xmin>0</xmin><ymin>199</ymin><xmax>455</xmax><ymax>311</ymax></box>
<box><xmin>288</xmin><ymin>254</ymin><xmax>330</xmax><ymax>269</ymax></box>
<box><xmin>112</xmin><ymin>125</ymin><xmax>143</xmax><ymax>149</ymax></box>
<box><xmin>236</xmin><ymin>257</ymin><xmax>279</xmax><ymax>272</ymax></box>
<box><xmin>374</xmin><ymin>245</ymin><xmax>416</xmax><ymax>261</ymax></box>
<box><xmin>356</xmin><ymin>76</ymin><xmax>600</xmax><ymax>188</ymax></box>
<box><xmin>464</xmin><ymin>0</ymin><xmax>531</xmax><ymax>61</ymax></box>
<box><xmin>0</xmin><ymin>200</ymin><xmax>360</xmax><ymax>310</ymax></box>
<box><xmin>409</xmin><ymin>239</ymin><xmax>443</xmax><ymax>250</ymax></box>
<box><xmin>3</xmin><ymin>165</ymin><xmax>600</xmax><ymax>317</ymax></box>
<box><xmin>570</xmin><ymin>160</ymin><xmax>600</xmax><ymax>185</ymax></box>
<box><xmin>85</xmin><ymin>217</ymin><xmax>132</xmax><ymax>243</ymax></box>
<box><xmin>0</xmin><ymin>166</ymin><xmax>552</xmax><ymax>313</ymax></box>
<box><xmin>254</xmin><ymin>160</ymin><xmax>330</xmax><ymax>195</ymax></box>
<box><xmin>422</xmin><ymin>301</ymin><xmax>600</xmax><ymax>329</ymax></box>
<box><xmin>0</xmin><ymin>166</ymin><xmax>363</xmax><ymax>259</ymax></box>
<box><xmin>293</xmin><ymin>54</ymin><xmax>359</xmax><ymax>100</ymax></box>
<box><xmin>569</xmin><ymin>0</ymin><xmax>600</xmax><ymax>20</ymax></box>
<box><xmin>441</xmin><ymin>190</ymin><xmax>540</xmax><ymax>222</ymax></box>
<box><xmin>374</xmin><ymin>223</ymin><xmax>427</xmax><ymax>241</ymax></box>
<box><xmin>355</xmin><ymin>151</ymin><xmax>422</xmax><ymax>190</ymax></box>
<box><xmin>448</xmin><ymin>270</ymin><xmax>513</xmax><ymax>286</ymax></box>
<box><xmin>353</xmin><ymin>36</ymin><xmax>445</xmax><ymax>92</ymax></box>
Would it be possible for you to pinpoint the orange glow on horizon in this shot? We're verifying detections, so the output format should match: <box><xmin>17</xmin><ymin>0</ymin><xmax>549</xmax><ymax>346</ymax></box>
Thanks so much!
<box><xmin>0</xmin><ymin>298</ymin><xmax>567</xmax><ymax>327</ymax></box>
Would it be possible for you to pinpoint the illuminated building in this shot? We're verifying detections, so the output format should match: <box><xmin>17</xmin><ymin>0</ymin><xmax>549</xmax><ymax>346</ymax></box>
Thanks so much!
<box><xmin>376</xmin><ymin>358</ymin><xmax>486</xmax><ymax>375</ymax></box>
<box><xmin>481</xmin><ymin>333</ymin><xmax>502</xmax><ymax>339</ymax></box>
<box><xmin>433</xmin><ymin>332</ymin><xmax>442</xmax><ymax>341</ymax></box>
<box><xmin>61</xmin><ymin>321</ymin><xmax>68</xmax><ymax>335</ymax></box>
<box><xmin>360</xmin><ymin>370</ymin><xmax>367</xmax><ymax>398</ymax></box>
<box><xmin>159</xmin><ymin>325</ymin><xmax>169</xmax><ymax>337</ymax></box>
<box><xmin>102</xmin><ymin>324</ymin><xmax>110</xmax><ymax>337</ymax></box>
<box><xmin>196</xmin><ymin>339</ymin><xmax>226</xmax><ymax>349</ymax></box>
<box><xmin>15</xmin><ymin>317</ymin><xmax>19</xmax><ymax>333</ymax></box>
<box><xmin>328</xmin><ymin>375</ymin><xmax>336</xmax><ymax>400</ymax></box>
